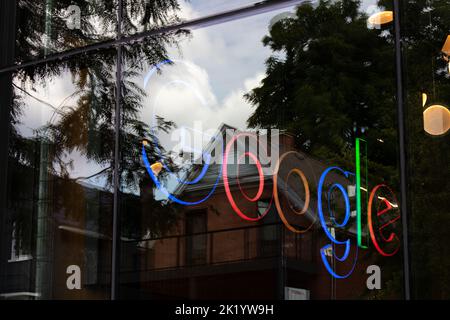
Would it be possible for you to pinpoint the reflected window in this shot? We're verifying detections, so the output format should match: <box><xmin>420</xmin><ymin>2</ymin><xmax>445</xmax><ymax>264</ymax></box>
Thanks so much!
<box><xmin>185</xmin><ymin>210</ymin><xmax>207</xmax><ymax>266</ymax></box>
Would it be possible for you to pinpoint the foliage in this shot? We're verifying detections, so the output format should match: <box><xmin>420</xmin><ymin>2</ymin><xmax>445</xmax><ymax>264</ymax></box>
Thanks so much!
<box><xmin>10</xmin><ymin>0</ymin><xmax>190</xmax><ymax>244</ymax></box>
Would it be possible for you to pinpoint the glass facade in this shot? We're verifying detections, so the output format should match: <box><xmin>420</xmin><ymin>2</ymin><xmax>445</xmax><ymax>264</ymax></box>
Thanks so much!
<box><xmin>0</xmin><ymin>0</ymin><xmax>448</xmax><ymax>300</ymax></box>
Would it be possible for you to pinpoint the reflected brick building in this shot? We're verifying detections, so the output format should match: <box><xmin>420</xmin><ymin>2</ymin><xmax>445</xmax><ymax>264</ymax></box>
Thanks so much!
<box><xmin>0</xmin><ymin>128</ymin><xmax>375</xmax><ymax>300</ymax></box>
<box><xmin>118</xmin><ymin>124</ymin><xmax>370</xmax><ymax>299</ymax></box>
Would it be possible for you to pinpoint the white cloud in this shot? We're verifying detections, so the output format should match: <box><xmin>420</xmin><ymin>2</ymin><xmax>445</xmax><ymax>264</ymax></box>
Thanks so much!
<box><xmin>178</xmin><ymin>0</ymin><xmax>260</xmax><ymax>20</ymax></box>
<box><xmin>140</xmin><ymin>58</ymin><xmax>264</xmax><ymax>154</ymax></box>
<box><xmin>140</xmin><ymin>1</ymin><xmax>298</xmax><ymax>153</ymax></box>
<box><xmin>214</xmin><ymin>72</ymin><xmax>265</xmax><ymax>130</ymax></box>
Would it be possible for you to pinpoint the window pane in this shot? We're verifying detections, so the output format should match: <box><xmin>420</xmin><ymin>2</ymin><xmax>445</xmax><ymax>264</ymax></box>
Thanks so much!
<box><xmin>0</xmin><ymin>49</ymin><xmax>116</xmax><ymax>299</ymax></box>
<box><xmin>119</xmin><ymin>0</ymin><xmax>404</xmax><ymax>299</ymax></box>
<box><xmin>186</xmin><ymin>210</ymin><xmax>207</xmax><ymax>266</ymax></box>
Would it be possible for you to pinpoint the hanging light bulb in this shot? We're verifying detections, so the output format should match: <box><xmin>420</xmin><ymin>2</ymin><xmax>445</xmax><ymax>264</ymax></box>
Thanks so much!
<box><xmin>420</xmin><ymin>36</ymin><xmax>450</xmax><ymax>136</ymax></box>
<box><xmin>423</xmin><ymin>103</ymin><xmax>450</xmax><ymax>136</ymax></box>
<box><xmin>367</xmin><ymin>11</ymin><xmax>393</xmax><ymax>27</ymax></box>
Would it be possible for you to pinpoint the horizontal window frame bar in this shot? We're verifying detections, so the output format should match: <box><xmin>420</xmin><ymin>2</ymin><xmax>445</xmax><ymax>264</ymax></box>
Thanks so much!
<box><xmin>0</xmin><ymin>0</ymin><xmax>306</xmax><ymax>74</ymax></box>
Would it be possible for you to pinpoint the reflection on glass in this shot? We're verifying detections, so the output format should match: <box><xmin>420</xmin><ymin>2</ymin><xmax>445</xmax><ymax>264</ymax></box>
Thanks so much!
<box><xmin>423</xmin><ymin>104</ymin><xmax>450</xmax><ymax>136</ymax></box>
<box><xmin>1</xmin><ymin>49</ymin><xmax>119</xmax><ymax>299</ymax></box>
<box><xmin>367</xmin><ymin>11</ymin><xmax>393</xmax><ymax>27</ymax></box>
<box><xmin>403</xmin><ymin>0</ymin><xmax>450</xmax><ymax>299</ymax></box>
<box><xmin>4</xmin><ymin>0</ymin><xmax>437</xmax><ymax>301</ymax></box>
<box><xmin>15</xmin><ymin>0</ymin><xmax>118</xmax><ymax>62</ymax></box>
<box><xmin>119</xmin><ymin>0</ymin><xmax>403</xmax><ymax>299</ymax></box>
<box><xmin>123</xmin><ymin>0</ymin><xmax>285</xmax><ymax>35</ymax></box>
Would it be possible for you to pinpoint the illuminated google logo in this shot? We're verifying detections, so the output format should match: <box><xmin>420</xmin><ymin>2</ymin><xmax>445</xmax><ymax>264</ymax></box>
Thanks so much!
<box><xmin>141</xmin><ymin>60</ymin><xmax>401</xmax><ymax>279</ymax></box>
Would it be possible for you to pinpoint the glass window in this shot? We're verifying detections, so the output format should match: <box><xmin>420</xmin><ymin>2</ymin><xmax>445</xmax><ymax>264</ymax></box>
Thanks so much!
<box><xmin>6</xmin><ymin>0</ymin><xmax>449</xmax><ymax>301</ymax></box>
<box><xmin>118</xmin><ymin>0</ymin><xmax>404</xmax><ymax>299</ymax></box>
<box><xmin>0</xmin><ymin>48</ymin><xmax>117</xmax><ymax>299</ymax></box>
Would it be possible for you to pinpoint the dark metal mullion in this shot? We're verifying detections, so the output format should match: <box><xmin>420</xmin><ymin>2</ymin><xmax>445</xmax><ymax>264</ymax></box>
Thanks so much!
<box><xmin>393</xmin><ymin>0</ymin><xmax>411</xmax><ymax>301</ymax></box>
<box><xmin>0</xmin><ymin>0</ymin><xmax>17</xmax><ymax>294</ymax></box>
<box><xmin>111</xmin><ymin>0</ymin><xmax>124</xmax><ymax>301</ymax></box>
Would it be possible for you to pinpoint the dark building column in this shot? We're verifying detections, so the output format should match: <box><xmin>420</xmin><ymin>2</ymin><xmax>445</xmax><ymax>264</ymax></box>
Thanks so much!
<box><xmin>0</xmin><ymin>0</ymin><xmax>17</xmax><ymax>294</ymax></box>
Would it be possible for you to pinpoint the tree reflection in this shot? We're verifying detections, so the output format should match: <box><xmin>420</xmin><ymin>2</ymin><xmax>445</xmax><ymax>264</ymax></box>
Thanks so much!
<box><xmin>10</xmin><ymin>0</ymin><xmax>190</xmax><ymax>253</ymax></box>
<box><xmin>246</xmin><ymin>0</ymin><xmax>398</xmax><ymax>178</ymax></box>
<box><xmin>245</xmin><ymin>0</ymin><xmax>401</xmax><ymax>298</ymax></box>
<box><xmin>245</xmin><ymin>0</ymin><xmax>450</xmax><ymax>299</ymax></box>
